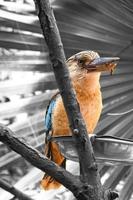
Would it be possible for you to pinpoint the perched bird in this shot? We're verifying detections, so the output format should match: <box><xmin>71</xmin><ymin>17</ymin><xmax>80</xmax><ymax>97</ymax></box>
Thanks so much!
<box><xmin>41</xmin><ymin>50</ymin><xmax>119</xmax><ymax>190</ymax></box>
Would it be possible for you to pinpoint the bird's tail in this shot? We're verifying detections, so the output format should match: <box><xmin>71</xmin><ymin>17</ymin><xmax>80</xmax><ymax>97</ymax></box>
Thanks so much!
<box><xmin>41</xmin><ymin>141</ymin><xmax>65</xmax><ymax>190</ymax></box>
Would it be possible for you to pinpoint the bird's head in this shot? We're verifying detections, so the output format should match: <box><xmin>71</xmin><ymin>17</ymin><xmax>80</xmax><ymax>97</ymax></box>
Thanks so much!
<box><xmin>67</xmin><ymin>51</ymin><xmax>119</xmax><ymax>81</ymax></box>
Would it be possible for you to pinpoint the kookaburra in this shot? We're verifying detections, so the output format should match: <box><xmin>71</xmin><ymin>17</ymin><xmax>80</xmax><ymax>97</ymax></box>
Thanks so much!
<box><xmin>41</xmin><ymin>50</ymin><xmax>119</xmax><ymax>190</ymax></box>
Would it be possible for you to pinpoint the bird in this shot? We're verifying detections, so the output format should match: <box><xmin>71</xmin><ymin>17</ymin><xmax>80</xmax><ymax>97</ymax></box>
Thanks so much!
<box><xmin>41</xmin><ymin>50</ymin><xmax>119</xmax><ymax>190</ymax></box>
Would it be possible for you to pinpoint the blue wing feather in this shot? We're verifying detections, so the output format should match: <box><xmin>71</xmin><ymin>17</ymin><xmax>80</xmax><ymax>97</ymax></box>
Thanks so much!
<box><xmin>44</xmin><ymin>93</ymin><xmax>59</xmax><ymax>132</ymax></box>
<box><xmin>44</xmin><ymin>99</ymin><xmax>56</xmax><ymax>131</ymax></box>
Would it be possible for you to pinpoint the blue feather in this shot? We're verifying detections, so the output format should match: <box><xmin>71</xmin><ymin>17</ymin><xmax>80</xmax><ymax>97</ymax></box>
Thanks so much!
<box><xmin>44</xmin><ymin>98</ymin><xmax>56</xmax><ymax>132</ymax></box>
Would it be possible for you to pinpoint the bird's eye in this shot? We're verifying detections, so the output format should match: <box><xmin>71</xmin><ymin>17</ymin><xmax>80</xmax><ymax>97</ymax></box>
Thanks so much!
<box><xmin>78</xmin><ymin>59</ymin><xmax>84</xmax><ymax>64</ymax></box>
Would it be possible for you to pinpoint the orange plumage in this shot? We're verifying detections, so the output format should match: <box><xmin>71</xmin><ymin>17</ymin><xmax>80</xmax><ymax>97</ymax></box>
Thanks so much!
<box><xmin>41</xmin><ymin>50</ymin><xmax>118</xmax><ymax>190</ymax></box>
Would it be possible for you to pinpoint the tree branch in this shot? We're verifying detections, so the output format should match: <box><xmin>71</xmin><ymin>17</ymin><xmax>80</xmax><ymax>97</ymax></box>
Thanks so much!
<box><xmin>0</xmin><ymin>124</ymin><xmax>92</xmax><ymax>199</ymax></box>
<box><xmin>0</xmin><ymin>124</ymin><xmax>80</xmax><ymax>192</ymax></box>
<box><xmin>0</xmin><ymin>179</ymin><xmax>34</xmax><ymax>200</ymax></box>
<box><xmin>0</xmin><ymin>125</ymin><xmax>118</xmax><ymax>200</ymax></box>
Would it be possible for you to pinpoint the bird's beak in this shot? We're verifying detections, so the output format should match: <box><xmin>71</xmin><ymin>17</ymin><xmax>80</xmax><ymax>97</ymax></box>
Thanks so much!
<box><xmin>85</xmin><ymin>57</ymin><xmax>120</xmax><ymax>74</ymax></box>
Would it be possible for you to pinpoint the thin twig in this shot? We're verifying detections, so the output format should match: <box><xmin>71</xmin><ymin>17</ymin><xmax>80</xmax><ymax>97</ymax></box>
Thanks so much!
<box><xmin>0</xmin><ymin>179</ymin><xmax>34</xmax><ymax>200</ymax></box>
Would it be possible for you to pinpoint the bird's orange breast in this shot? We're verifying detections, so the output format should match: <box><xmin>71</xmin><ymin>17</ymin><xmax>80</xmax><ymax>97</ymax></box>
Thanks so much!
<box><xmin>52</xmin><ymin>80</ymin><xmax>102</xmax><ymax>136</ymax></box>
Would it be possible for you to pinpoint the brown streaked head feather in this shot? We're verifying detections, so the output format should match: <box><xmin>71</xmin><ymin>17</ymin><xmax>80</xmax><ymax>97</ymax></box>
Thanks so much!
<box><xmin>66</xmin><ymin>50</ymin><xmax>119</xmax><ymax>76</ymax></box>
